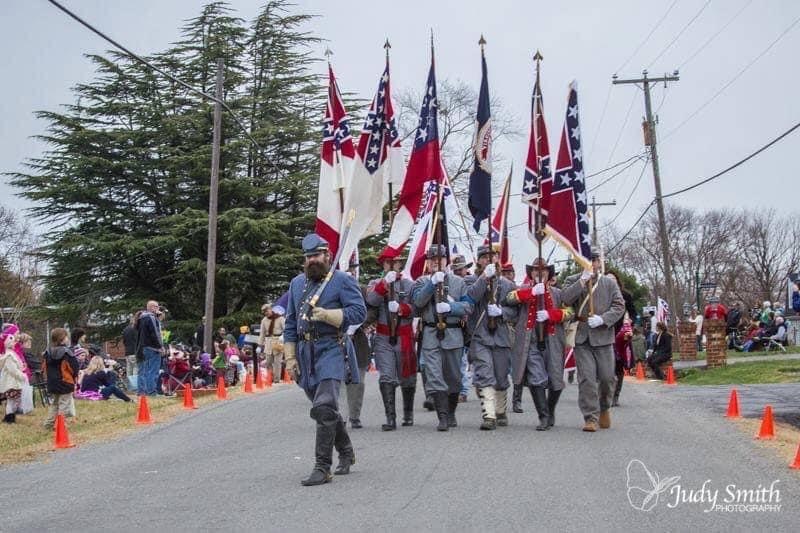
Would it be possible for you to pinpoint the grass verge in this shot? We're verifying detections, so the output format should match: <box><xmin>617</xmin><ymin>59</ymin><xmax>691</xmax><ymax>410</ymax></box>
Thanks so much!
<box><xmin>0</xmin><ymin>384</ymin><xmax>282</xmax><ymax>465</ymax></box>
<box><xmin>677</xmin><ymin>360</ymin><xmax>800</xmax><ymax>385</ymax></box>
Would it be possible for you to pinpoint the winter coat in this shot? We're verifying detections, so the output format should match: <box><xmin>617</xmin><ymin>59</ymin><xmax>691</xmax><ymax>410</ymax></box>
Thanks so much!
<box><xmin>45</xmin><ymin>345</ymin><xmax>80</xmax><ymax>395</ymax></box>
<box><xmin>0</xmin><ymin>351</ymin><xmax>28</xmax><ymax>393</ymax></box>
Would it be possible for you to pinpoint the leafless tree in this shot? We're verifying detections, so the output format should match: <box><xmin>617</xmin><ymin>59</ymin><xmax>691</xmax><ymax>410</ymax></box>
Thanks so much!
<box><xmin>0</xmin><ymin>206</ymin><xmax>42</xmax><ymax>321</ymax></box>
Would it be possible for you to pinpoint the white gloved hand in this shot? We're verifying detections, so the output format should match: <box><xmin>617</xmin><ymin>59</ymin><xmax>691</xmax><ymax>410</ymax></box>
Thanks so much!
<box><xmin>436</xmin><ymin>301</ymin><xmax>451</xmax><ymax>314</ymax></box>
<box><xmin>484</xmin><ymin>263</ymin><xmax>496</xmax><ymax>279</ymax></box>
<box><xmin>532</xmin><ymin>282</ymin><xmax>546</xmax><ymax>296</ymax></box>
<box><xmin>580</xmin><ymin>269</ymin><xmax>593</xmax><ymax>283</ymax></box>
<box><xmin>388</xmin><ymin>300</ymin><xmax>400</xmax><ymax>313</ymax></box>
<box><xmin>384</xmin><ymin>271</ymin><xmax>397</xmax><ymax>284</ymax></box>
<box><xmin>256</xmin><ymin>346</ymin><xmax>262</xmax><ymax>355</ymax></box>
<box><xmin>536</xmin><ymin>309</ymin><xmax>549</xmax><ymax>322</ymax></box>
<box><xmin>587</xmin><ymin>314</ymin><xmax>604</xmax><ymax>328</ymax></box>
<box><xmin>487</xmin><ymin>304</ymin><xmax>503</xmax><ymax>317</ymax></box>
<box><xmin>431</xmin><ymin>271</ymin><xmax>445</xmax><ymax>284</ymax></box>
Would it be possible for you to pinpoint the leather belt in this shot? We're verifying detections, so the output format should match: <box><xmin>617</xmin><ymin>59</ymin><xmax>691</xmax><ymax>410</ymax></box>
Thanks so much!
<box><xmin>423</xmin><ymin>322</ymin><xmax>462</xmax><ymax>329</ymax></box>
<box><xmin>303</xmin><ymin>332</ymin><xmax>341</xmax><ymax>341</ymax></box>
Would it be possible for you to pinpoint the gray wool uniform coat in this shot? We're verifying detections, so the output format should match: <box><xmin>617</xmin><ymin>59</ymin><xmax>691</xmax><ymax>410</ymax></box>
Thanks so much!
<box><xmin>466</xmin><ymin>273</ymin><xmax>515</xmax><ymax>389</ymax></box>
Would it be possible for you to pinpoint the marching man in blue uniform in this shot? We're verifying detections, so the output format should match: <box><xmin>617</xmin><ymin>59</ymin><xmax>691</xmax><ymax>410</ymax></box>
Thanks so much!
<box><xmin>284</xmin><ymin>233</ymin><xmax>367</xmax><ymax>486</ymax></box>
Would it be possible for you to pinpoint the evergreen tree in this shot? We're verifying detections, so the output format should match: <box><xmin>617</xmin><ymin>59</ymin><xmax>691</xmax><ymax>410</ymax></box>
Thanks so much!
<box><xmin>10</xmin><ymin>1</ymin><xmax>324</xmax><ymax>340</ymax></box>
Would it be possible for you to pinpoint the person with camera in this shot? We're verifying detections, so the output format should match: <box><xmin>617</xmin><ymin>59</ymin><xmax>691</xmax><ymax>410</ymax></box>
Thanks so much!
<box><xmin>136</xmin><ymin>300</ymin><xmax>165</xmax><ymax>396</ymax></box>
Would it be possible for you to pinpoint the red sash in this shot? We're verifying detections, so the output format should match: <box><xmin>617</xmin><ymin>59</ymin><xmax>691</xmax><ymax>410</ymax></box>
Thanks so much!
<box><xmin>375</xmin><ymin>323</ymin><xmax>416</xmax><ymax>378</ymax></box>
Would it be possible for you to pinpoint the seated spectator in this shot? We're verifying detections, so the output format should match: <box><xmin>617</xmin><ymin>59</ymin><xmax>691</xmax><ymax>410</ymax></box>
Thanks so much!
<box><xmin>646</xmin><ymin>322</ymin><xmax>672</xmax><ymax>380</ymax></box>
<box><xmin>770</xmin><ymin>316</ymin><xmax>787</xmax><ymax>344</ymax></box>
<box><xmin>78</xmin><ymin>356</ymin><xmax>132</xmax><ymax>402</ymax></box>
<box><xmin>163</xmin><ymin>348</ymin><xmax>190</xmax><ymax>393</ymax></box>
<box><xmin>193</xmin><ymin>352</ymin><xmax>214</xmax><ymax>388</ymax></box>
<box><xmin>630</xmin><ymin>327</ymin><xmax>647</xmax><ymax>362</ymax></box>
<box><xmin>740</xmin><ymin>319</ymin><xmax>764</xmax><ymax>352</ymax></box>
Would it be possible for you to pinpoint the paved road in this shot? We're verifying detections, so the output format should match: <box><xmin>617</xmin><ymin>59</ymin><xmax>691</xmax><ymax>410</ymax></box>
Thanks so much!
<box><xmin>674</xmin><ymin>353</ymin><xmax>800</xmax><ymax>369</ymax></box>
<box><xmin>1</xmin><ymin>374</ymin><xmax>798</xmax><ymax>531</ymax></box>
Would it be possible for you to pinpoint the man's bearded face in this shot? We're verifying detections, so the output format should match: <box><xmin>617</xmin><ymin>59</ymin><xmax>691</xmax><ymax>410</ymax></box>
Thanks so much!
<box><xmin>427</xmin><ymin>257</ymin><xmax>445</xmax><ymax>273</ymax></box>
<box><xmin>305</xmin><ymin>252</ymin><xmax>330</xmax><ymax>281</ymax></box>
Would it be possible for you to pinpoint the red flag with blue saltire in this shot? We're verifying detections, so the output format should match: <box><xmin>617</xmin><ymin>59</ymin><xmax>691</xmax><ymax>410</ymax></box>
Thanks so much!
<box><xmin>379</xmin><ymin>53</ymin><xmax>444</xmax><ymax>262</ymax></box>
<box><xmin>545</xmin><ymin>81</ymin><xmax>591</xmax><ymax>269</ymax></box>
<box><xmin>521</xmin><ymin>56</ymin><xmax>552</xmax><ymax>244</ymax></box>
<box><xmin>316</xmin><ymin>64</ymin><xmax>355</xmax><ymax>258</ymax></box>
<box><xmin>487</xmin><ymin>167</ymin><xmax>512</xmax><ymax>265</ymax></box>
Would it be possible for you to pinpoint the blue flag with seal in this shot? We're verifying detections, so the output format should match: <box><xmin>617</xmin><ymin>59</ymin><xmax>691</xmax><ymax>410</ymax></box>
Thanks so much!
<box><xmin>468</xmin><ymin>41</ymin><xmax>492</xmax><ymax>233</ymax></box>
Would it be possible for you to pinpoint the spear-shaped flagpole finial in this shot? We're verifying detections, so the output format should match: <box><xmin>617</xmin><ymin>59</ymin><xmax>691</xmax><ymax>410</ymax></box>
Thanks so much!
<box><xmin>533</xmin><ymin>49</ymin><xmax>543</xmax><ymax>75</ymax></box>
<box><xmin>384</xmin><ymin>39</ymin><xmax>391</xmax><ymax>61</ymax></box>
<box><xmin>478</xmin><ymin>34</ymin><xmax>486</xmax><ymax>51</ymax></box>
<box><xmin>324</xmin><ymin>47</ymin><xmax>333</xmax><ymax>64</ymax></box>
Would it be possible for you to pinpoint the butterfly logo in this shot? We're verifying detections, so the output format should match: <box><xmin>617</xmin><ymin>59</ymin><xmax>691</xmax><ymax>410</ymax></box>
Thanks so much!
<box><xmin>626</xmin><ymin>459</ymin><xmax>681</xmax><ymax>512</ymax></box>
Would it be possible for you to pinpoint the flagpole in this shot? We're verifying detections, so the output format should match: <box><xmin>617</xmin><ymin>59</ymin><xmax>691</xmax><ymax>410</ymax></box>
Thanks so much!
<box><xmin>384</xmin><ymin>39</ymin><xmax>395</xmax><ymax>227</ymax></box>
<box><xmin>533</xmin><ymin>50</ymin><xmax>546</xmax><ymax>343</ymax></box>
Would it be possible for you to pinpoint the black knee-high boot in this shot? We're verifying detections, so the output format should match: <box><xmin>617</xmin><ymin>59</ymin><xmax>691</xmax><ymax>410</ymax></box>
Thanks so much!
<box><xmin>302</xmin><ymin>406</ymin><xmax>337</xmax><ymax>486</ymax></box>
<box><xmin>401</xmin><ymin>386</ymin><xmax>415</xmax><ymax>426</ymax></box>
<box><xmin>333</xmin><ymin>415</ymin><xmax>355</xmax><ymax>475</ymax></box>
<box><xmin>434</xmin><ymin>391</ymin><xmax>449</xmax><ymax>431</ymax></box>
<box><xmin>528</xmin><ymin>385</ymin><xmax>550</xmax><ymax>431</ymax></box>
<box><xmin>447</xmin><ymin>392</ymin><xmax>459</xmax><ymax>428</ymax></box>
<box><xmin>613</xmin><ymin>365</ymin><xmax>624</xmax><ymax>406</ymax></box>
<box><xmin>546</xmin><ymin>388</ymin><xmax>562</xmax><ymax>427</ymax></box>
<box><xmin>512</xmin><ymin>384</ymin><xmax>524</xmax><ymax>413</ymax></box>
<box><xmin>379</xmin><ymin>382</ymin><xmax>397</xmax><ymax>431</ymax></box>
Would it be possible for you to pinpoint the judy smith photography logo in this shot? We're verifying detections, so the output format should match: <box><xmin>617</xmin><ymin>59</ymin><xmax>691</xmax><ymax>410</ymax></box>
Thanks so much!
<box><xmin>626</xmin><ymin>459</ymin><xmax>782</xmax><ymax>513</ymax></box>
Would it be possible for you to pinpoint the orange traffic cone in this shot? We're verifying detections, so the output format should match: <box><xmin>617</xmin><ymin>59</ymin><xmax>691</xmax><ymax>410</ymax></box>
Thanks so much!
<box><xmin>243</xmin><ymin>374</ymin><xmax>253</xmax><ymax>393</ymax></box>
<box><xmin>756</xmin><ymin>405</ymin><xmax>775</xmax><ymax>440</ymax></box>
<box><xmin>217</xmin><ymin>375</ymin><xmax>228</xmax><ymax>400</ymax></box>
<box><xmin>136</xmin><ymin>395</ymin><xmax>153</xmax><ymax>425</ymax></box>
<box><xmin>183</xmin><ymin>382</ymin><xmax>197</xmax><ymax>410</ymax></box>
<box><xmin>53</xmin><ymin>414</ymin><xmax>75</xmax><ymax>449</ymax></box>
<box><xmin>725</xmin><ymin>388</ymin><xmax>740</xmax><ymax>418</ymax></box>
<box><xmin>635</xmin><ymin>362</ymin><xmax>645</xmax><ymax>382</ymax></box>
<box><xmin>256</xmin><ymin>368</ymin><xmax>265</xmax><ymax>390</ymax></box>
<box><xmin>266</xmin><ymin>368</ymin><xmax>273</xmax><ymax>388</ymax></box>
<box><xmin>665</xmin><ymin>366</ymin><xmax>676</xmax><ymax>385</ymax></box>
<box><xmin>790</xmin><ymin>443</ymin><xmax>800</xmax><ymax>470</ymax></box>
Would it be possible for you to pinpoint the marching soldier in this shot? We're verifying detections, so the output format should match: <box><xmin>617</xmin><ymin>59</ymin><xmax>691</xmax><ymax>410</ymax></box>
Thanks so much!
<box><xmin>559</xmin><ymin>253</ymin><xmax>625</xmax><ymax>432</ymax></box>
<box><xmin>257</xmin><ymin>303</ymin><xmax>284</xmax><ymax>385</ymax></box>
<box><xmin>411</xmin><ymin>245</ymin><xmax>473</xmax><ymax>431</ymax></box>
<box><xmin>365</xmin><ymin>255</ymin><xmax>417</xmax><ymax>430</ymax></box>
<box><xmin>284</xmin><ymin>234</ymin><xmax>366</xmax><ymax>486</ymax></box>
<box><xmin>466</xmin><ymin>245</ymin><xmax>514</xmax><ymax>430</ymax></box>
<box><xmin>341</xmin><ymin>259</ymin><xmax>373</xmax><ymax>429</ymax></box>
<box><xmin>505</xmin><ymin>259</ymin><xmax>572</xmax><ymax>431</ymax></box>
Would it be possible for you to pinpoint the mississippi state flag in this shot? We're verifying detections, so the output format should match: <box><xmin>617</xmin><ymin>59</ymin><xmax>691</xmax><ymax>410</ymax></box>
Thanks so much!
<box><xmin>402</xmin><ymin>166</ymin><xmax>451</xmax><ymax>280</ymax></box>
<box><xmin>316</xmin><ymin>64</ymin><xmax>355</xmax><ymax>258</ymax></box>
<box><xmin>546</xmin><ymin>81</ymin><xmax>591</xmax><ymax>269</ymax></box>
<box><xmin>337</xmin><ymin>60</ymin><xmax>403</xmax><ymax>270</ymax></box>
<box><xmin>521</xmin><ymin>61</ymin><xmax>552</xmax><ymax>243</ymax></box>
<box><xmin>379</xmin><ymin>57</ymin><xmax>444</xmax><ymax>262</ymax></box>
<box><xmin>487</xmin><ymin>167</ymin><xmax>512</xmax><ymax>265</ymax></box>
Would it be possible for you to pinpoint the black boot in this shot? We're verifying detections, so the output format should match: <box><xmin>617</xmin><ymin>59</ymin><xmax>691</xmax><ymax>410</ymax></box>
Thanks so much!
<box><xmin>546</xmin><ymin>388</ymin><xmax>562</xmax><ymax>428</ymax></box>
<box><xmin>613</xmin><ymin>367</ymin><xmax>623</xmax><ymax>407</ymax></box>
<box><xmin>529</xmin><ymin>385</ymin><xmax>550</xmax><ymax>431</ymax></box>
<box><xmin>434</xmin><ymin>392</ymin><xmax>449</xmax><ymax>431</ymax></box>
<box><xmin>301</xmin><ymin>406</ymin><xmax>337</xmax><ymax>486</ymax></box>
<box><xmin>447</xmin><ymin>393</ymin><xmax>459</xmax><ymax>428</ymax></box>
<box><xmin>512</xmin><ymin>384</ymin><xmax>524</xmax><ymax>413</ymax></box>
<box><xmin>333</xmin><ymin>416</ymin><xmax>355</xmax><ymax>476</ymax></box>
<box><xmin>3</xmin><ymin>413</ymin><xmax>15</xmax><ymax>424</ymax></box>
<box><xmin>401</xmin><ymin>386</ymin><xmax>415</xmax><ymax>426</ymax></box>
<box><xmin>379</xmin><ymin>382</ymin><xmax>397</xmax><ymax>431</ymax></box>
<box><xmin>423</xmin><ymin>396</ymin><xmax>435</xmax><ymax>411</ymax></box>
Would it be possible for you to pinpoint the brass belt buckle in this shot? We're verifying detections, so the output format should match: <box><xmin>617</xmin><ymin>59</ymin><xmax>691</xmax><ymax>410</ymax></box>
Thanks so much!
<box><xmin>304</xmin><ymin>332</ymin><xmax>311</xmax><ymax>341</ymax></box>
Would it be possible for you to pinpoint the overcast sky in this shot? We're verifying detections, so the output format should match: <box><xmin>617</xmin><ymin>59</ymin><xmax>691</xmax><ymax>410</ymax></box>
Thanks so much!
<box><xmin>2</xmin><ymin>0</ymin><xmax>798</xmax><ymax>274</ymax></box>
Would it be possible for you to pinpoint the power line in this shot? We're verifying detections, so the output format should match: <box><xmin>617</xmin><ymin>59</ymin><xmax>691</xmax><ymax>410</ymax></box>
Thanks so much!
<box><xmin>660</xmin><ymin>119</ymin><xmax>800</xmax><ymax>200</ymax></box>
<box><xmin>662</xmin><ymin>13</ymin><xmax>800</xmax><ymax>141</ymax></box>
<box><xmin>647</xmin><ymin>0</ymin><xmax>712</xmax><ymax>69</ymax></box>
<box><xmin>616</xmin><ymin>0</ymin><xmax>679</xmax><ymax>74</ymax></box>
<box><xmin>678</xmin><ymin>0</ymin><xmax>753</xmax><ymax>70</ymax></box>
<box><xmin>588</xmin><ymin>84</ymin><xmax>613</xmax><ymax>163</ymax></box>
<box><xmin>605</xmin><ymin>90</ymin><xmax>638</xmax><ymax>165</ymax></box>
<box><xmin>46</xmin><ymin>0</ymin><xmax>284</xmax><ymax>176</ymax></box>
<box><xmin>587</xmin><ymin>154</ymin><xmax>646</xmax><ymax>192</ymax></box>
<box><xmin>607</xmin><ymin>201</ymin><xmax>655</xmax><ymax>254</ymax></box>
<box><xmin>599</xmin><ymin>156</ymin><xmax>650</xmax><ymax>228</ymax></box>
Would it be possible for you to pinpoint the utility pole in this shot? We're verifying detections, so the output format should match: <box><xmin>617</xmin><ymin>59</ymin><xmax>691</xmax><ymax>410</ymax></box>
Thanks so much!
<box><xmin>613</xmin><ymin>69</ymin><xmax>679</xmax><ymax>316</ymax></box>
<box><xmin>590</xmin><ymin>196</ymin><xmax>617</xmax><ymax>247</ymax></box>
<box><xmin>203</xmin><ymin>58</ymin><xmax>224</xmax><ymax>355</ymax></box>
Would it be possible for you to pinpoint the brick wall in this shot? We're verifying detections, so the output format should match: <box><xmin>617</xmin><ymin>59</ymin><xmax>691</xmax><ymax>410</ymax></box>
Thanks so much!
<box><xmin>678</xmin><ymin>321</ymin><xmax>696</xmax><ymax>361</ymax></box>
<box><xmin>705</xmin><ymin>319</ymin><xmax>727</xmax><ymax>368</ymax></box>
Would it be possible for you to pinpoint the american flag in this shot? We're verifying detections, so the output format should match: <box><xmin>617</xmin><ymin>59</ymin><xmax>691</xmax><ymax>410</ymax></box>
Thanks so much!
<box><xmin>657</xmin><ymin>297</ymin><xmax>670</xmax><ymax>325</ymax></box>
<box><xmin>545</xmin><ymin>81</ymin><xmax>591</xmax><ymax>269</ymax></box>
<box><xmin>522</xmin><ymin>60</ymin><xmax>552</xmax><ymax>244</ymax></box>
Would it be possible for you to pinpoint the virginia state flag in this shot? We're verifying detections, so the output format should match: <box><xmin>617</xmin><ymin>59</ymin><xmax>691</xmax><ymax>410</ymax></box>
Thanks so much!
<box><xmin>316</xmin><ymin>64</ymin><xmax>355</xmax><ymax>258</ymax></box>
<box><xmin>468</xmin><ymin>49</ymin><xmax>492</xmax><ymax>233</ymax></box>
